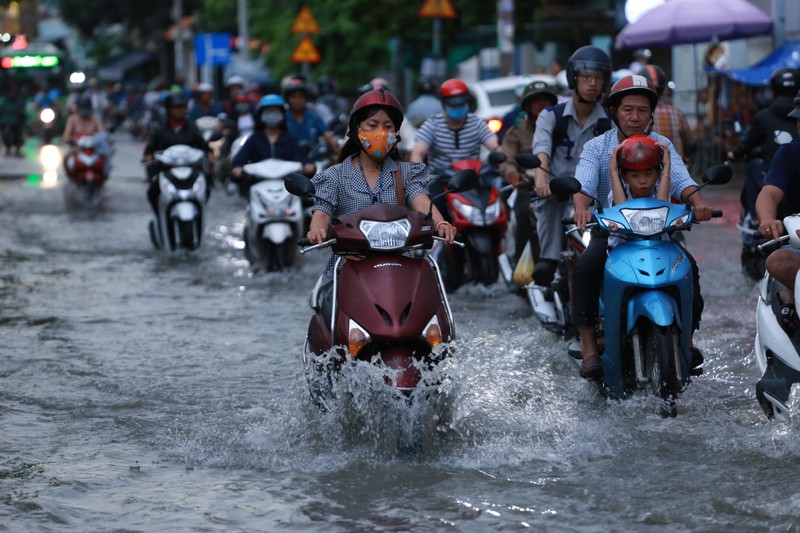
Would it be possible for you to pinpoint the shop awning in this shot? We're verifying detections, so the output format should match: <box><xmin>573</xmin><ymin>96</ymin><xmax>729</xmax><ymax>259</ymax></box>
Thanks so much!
<box><xmin>724</xmin><ymin>40</ymin><xmax>800</xmax><ymax>87</ymax></box>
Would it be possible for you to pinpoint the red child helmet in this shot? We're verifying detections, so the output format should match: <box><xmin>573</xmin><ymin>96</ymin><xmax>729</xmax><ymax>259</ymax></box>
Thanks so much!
<box><xmin>617</xmin><ymin>134</ymin><xmax>662</xmax><ymax>171</ymax></box>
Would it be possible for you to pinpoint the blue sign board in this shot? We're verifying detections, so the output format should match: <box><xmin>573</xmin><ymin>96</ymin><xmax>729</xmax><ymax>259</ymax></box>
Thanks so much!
<box><xmin>195</xmin><ymin>33</ymin><xmax>232</xmax><ymax>66</ymax></box>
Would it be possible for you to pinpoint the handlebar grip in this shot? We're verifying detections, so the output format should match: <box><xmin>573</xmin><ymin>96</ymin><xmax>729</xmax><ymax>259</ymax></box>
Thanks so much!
<box><xmin>561</xmin><ymin>218</ymin><xmax>576</xmax><ymax>225</ymax></box>
<box><xmin>711</xmin><ymin>210</ymin><xmax>723</xmax><ymax>218</ymax></box>
<box><xmin>298</xmin><ymin>238</ymin><xmax>311</xmax><ymax>247</ymax></box>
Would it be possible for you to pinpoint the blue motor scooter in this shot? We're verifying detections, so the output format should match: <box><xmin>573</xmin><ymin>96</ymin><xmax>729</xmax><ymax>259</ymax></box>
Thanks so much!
<box><xmin>551</xmin><ymin>164</ymin><xmax>731</xmax><ymax>417</ymax></box>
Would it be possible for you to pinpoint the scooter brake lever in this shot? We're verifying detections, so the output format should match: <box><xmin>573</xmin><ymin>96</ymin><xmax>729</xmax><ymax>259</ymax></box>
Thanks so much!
<box><xmin>433</xmin><ymin>236</ymin><xmax>465</xmax><ymax>248</ymax></box>
<box><xmin>757</xmin><ymin>235</ymin><xmax>789</xmax><ymax>252</ymax></box>
<box><xmin>299</xmin><ymin>238</ymin><xmax>336</xmax><ymax>255</ymax></box>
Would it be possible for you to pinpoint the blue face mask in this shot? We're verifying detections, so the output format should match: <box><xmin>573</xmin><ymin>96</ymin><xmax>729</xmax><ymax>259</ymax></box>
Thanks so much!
<box><xmin>445</xmin><ymin>104</ymin><xmax>469</xmax><ymax>121</ymax></box>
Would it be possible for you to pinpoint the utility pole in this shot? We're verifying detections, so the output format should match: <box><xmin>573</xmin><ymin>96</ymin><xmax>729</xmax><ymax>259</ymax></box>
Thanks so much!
<box><xmin>498</xmin><ymin>0</ymin><xmax>514</xmax><ymax>76</ymax></box>
<box><xmin>173</xmin><ymin>0</ymin><xmax>184</xmax><ymax>81</ymax></box>
<box><xmin>238</xmin><ymin>0</ymin><xmax>249</xmax><ymax>58</ymax></box>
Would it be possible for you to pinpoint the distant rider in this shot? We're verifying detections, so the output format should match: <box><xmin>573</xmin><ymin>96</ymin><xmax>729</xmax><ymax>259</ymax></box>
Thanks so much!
<box><xmin>142</xmin><ymin>94</ymin><xmax>212</xmax><ymax>213</ymax></box>
<box><xmin>230</xmin><ymin>94</ymin><xmax>315</xmax><ymax>197</ymax></box>
<box><xmin>410</xmin><ymin>77</ymin><xmax>499</xmax><ymax>219</ymax></box>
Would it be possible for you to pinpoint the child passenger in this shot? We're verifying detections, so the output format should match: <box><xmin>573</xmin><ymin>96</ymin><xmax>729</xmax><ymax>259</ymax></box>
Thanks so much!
<box><xmin>609</xmin><ymin>133</ymin><xmax>670</xmax><ymax>207</ymax></box>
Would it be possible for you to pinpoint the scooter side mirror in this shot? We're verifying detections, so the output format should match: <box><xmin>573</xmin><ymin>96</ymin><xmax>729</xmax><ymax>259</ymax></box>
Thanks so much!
<box><xmin>446</xmin><ymin>169</ymin><xmax>479</xmax><ymax>193</ymax></box>
<box><xmin>702</xmin><ymin>164</ymin><xmax>733</xmax><ymax>185</ymax></box>
<box><xmin>549</xmin><ymin>176</ymin><xmax>582</xmax><ymax>196</ymax></box>
<box><xmin>488</xmin><ymin>151</ymin><xmax>507</xmax><ymax>166</ymax></box>
<box><xmin>284</xmin><ymin>173</ymin><xmax>315</xmax><ymax>197</ymax></box>
<box><xmin>515</xmin><ymin>153</ymin><xmax>541</xmax><ymax>170</ymax></box>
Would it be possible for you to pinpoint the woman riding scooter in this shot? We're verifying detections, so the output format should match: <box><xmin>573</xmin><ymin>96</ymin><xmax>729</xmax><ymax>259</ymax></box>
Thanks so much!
<box><xmin>307</xmin><ymin>88</ymin><xmax>456</xmax><ymax>317</ymax></box>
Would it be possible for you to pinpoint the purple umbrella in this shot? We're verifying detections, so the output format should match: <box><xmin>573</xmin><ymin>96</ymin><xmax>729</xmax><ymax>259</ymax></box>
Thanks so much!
<box><xmin>615</xmin><ymin>0</ymin><xmax>773</xmax><ymax>49</ymax></box>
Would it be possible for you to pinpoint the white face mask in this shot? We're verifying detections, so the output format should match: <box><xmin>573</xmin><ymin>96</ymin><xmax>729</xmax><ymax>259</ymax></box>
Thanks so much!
<box><xmin>261</xmin><ymin>111</ymin><xmax>283</xmax><ymax>127</ymax></box>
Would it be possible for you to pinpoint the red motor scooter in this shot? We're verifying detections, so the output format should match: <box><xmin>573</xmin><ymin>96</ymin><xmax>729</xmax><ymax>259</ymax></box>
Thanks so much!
<box><xmin>284</xmin><ymin>169</ymin><xmax>478</xmax><ymax>408</ymax></box>
<box><xmin>432</xmin><ymin>151</ymin><xmax>508</xmax><ymax>292</ymax></box>
<box><xmin>63</xmin><ymin>133</ymin><xmax>109</xmax><ymax>206</ymax></box>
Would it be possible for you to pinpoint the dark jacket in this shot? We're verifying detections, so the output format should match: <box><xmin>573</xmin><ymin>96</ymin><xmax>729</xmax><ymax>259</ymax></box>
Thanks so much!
<box><xmin>733</xmin><ymin>95</ymin><xmax>799</xmax><ymax>166</ymax></box>
<box><xmin>231</xmin><ymin>129</ymin><xmax>308</xmax><ymax>169</ymax></box>
<box><xmin>143</xmin><ymin>119</ymin><xmax>209</xmax><ymax>158</ymax></box>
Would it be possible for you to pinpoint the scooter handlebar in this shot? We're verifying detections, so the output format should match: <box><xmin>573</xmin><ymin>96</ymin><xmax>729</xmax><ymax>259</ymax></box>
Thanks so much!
<box><xmin>758</xmin><ymin>234</ymin><xmax>789</xmax><ymax>252</ymax></box>
<box><xmin>433</xmin><ymin>235</ymin><xmax>465</xmax><ymax>248</ymax></box>
<box><xmin>711</xmin><ymin>210</ymin><xmax>723</xmax><ymax>218</ymax></box>
<box><xmin>298</xmin><ymin>238</ymin><xmax>336</xmax><ymax>255</ymax></box>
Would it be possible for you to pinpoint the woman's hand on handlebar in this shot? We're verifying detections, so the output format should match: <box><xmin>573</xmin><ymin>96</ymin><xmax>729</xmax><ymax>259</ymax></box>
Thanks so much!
<box><xmin>307</xmin><ymin>227</ymin><xmax>328</xmax><ymax>244</ymax></box>
<box><xmin>436</xmin><ymin>220</ymin><xmax>457</xmax><ymax>245</ymax></box>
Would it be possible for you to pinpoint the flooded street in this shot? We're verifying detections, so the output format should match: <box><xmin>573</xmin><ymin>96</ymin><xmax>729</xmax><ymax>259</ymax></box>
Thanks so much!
<box><xmin>2</xmin><ymin>134</ymin><xmax>798</xmax><ymax>532</ymax></box>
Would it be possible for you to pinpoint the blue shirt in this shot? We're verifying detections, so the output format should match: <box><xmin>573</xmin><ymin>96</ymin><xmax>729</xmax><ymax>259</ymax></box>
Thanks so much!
<box><xmin>575</xmin><ymin>128</ymin><xmax>697</xmax><ymax>209</ymax></box>
<box><xmin>286</xmin><ymin>108</ymin><xmax>329</xmax><ymax>146</ymax></box>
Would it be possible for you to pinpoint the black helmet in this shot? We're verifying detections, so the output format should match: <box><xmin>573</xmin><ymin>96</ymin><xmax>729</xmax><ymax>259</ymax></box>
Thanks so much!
<box><xmin>788</xmin><ymin>89</ymin><xmax>800</xmax><ymax>119</ymax></box>
<box><xmin>566</xmin><ymin>45</ymin><xmax>612</xmax><ymax>92</ymax></box>
<box><xmin>416</xmin><ymin>76</ymin><xmax>437</xmax><ymax>95</ymax></box>
<box><xmin>641</xmin><ymin>64</ymin><xmax>667</xmax><ymax>96</ymax></box>
<box><xmin>76</xmin><ymin>95</ymin><xmax>92</xmax><ymax>110</ymax></box>
<box><xmin>316</xmin><ymin>75</ymin><xmax>335</xmax><ymax>95</ymax></box>
<box><xmin>520</xmin><ymin>81</ymin><xmax>558</xmax><ymax>107</ymax></box>
<box><xmin>770</xmin><ymin>68</ymin><xmax>800</xmax><ymax>97</ymax></box>
<box><xmin>165</xmin><ymin>93</ymin><xmax>189</xmax><ymax>108</ymax></box>
<box><xmin>282</xmin><ymin>77</ymin><xmax>308</xmax><ymax>98</ymax></box>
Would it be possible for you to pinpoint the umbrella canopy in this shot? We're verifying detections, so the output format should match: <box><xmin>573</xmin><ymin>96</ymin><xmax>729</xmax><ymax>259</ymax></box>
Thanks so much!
<box><xmin>615</xmin><ymin>0</ymin><xmax>773</xmax><ymax>49</ymax></box>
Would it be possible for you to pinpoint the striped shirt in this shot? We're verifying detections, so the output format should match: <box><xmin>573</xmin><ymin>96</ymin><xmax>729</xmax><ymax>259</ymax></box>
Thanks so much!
<box><xmin>414</xmin><ymin>113</ymin><xmax>495</xmax><ymax>174</ymax></box>
<box><xmin>575</xmin><ymin>128</ymin><xmax>697</xmax><ymax>209</ymax></box>
<box><xmin>312</xmin><ymin>156</ymin><xmax>431</xmax><ymax>290</ymax></box>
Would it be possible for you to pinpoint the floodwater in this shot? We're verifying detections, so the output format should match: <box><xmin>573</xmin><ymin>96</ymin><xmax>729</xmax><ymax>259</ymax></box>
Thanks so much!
<box><xmin>1</xmin><ymin>135</ymin><xmax>798</xmax><ymax>532</ymax></box>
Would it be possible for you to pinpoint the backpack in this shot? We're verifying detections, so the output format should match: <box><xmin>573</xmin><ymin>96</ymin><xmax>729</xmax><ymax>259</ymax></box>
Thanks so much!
<box><xmin>549</xmin><ymin>102</ymin><xmax>612</xmax><ymax>161</ymax></box>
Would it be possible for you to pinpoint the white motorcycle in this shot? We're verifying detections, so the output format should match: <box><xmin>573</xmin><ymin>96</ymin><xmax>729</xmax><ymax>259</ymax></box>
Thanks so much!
<box><xmin>241</xmin><ymin>158</ymin><xmax>304</xmax><ymax>271</ymax></box>
<box><xmin>148</xmin><ymin>145</ymin><xmax>208</xmax><ymax>251</ymax></box>
<box><xmin>754</xmin><ymin>214</ymin><xmax>800</xmax><ymax>422</ymax></box>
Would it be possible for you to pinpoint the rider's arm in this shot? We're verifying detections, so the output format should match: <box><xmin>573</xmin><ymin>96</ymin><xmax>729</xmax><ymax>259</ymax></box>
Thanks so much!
<box><xmin>609</xmin><ymin>145</ymin><xmax>626</xmax><ymax>205</ymax></box>
<box><xmin>656</xmin><ymin>141</ymin><xmax>671</xmax><ymax>201</ymax></box>
<box><xmin>532</xmin><ymin>109</ymin><xmax>556</xmax><ymax>198</ymax></box>
<box><xmin>410</xmin><ymin>141</ymin><xmax>429</xmax><ymax>164</ymax></box>
<box><xmin>307</xmin><ymin>209</ymin><xmax>332</xmax><ymax>244</ymax></box>
<box><xmin>410</xmin><ymin>118</ymin><xmax>435</xmax><ymax>164</ymax></box>
<box><xmin>497</xmin><ymin>127</ymin><xmax>521</xmax><ymax>185</ymax></box>
<box><xmin>756</xmin><ymin>185</ymin><xmax>786</xmax><ymax>237</ymax></box>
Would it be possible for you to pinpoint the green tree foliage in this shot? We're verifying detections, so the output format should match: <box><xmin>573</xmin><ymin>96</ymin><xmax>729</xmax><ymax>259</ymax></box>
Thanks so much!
<box><xmin>58</xmin><ymin>0</ymin><xmax>201</xmax><ymax>39</ymax></box>
<box><xmin>202</xmin><ymin>0</ymin><xmax>500</xmax><ymax>90</ymax></box>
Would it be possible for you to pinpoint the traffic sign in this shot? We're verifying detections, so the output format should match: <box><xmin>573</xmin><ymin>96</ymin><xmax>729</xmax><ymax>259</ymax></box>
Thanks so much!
<box><xmin>418</xmin><ymin>0</ymin><xmax>457</xmax><ymax>19</ymax></box>
<box><xmin>291</xmin><ymin>36</ymin><xmax>322</xmax><ymax>64</ymax></box>
<box><xmin>290</xmin><ymin>6</ymin><xmax>320</xmax><ymax>34</ymax></box>
<box><xmin>194</xmin><ymin>33</ymin><xmax>232</xmax><ymax>66</ymax></box>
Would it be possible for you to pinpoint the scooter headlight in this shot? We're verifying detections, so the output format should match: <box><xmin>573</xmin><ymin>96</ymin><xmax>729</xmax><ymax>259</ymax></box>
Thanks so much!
<box><xmin>452</xmin><ymin>198</ymin><xmax>485</xmax><ymax>226</ymax></box>
<box><xmin>620</xmin><ymin>207</ymin><xmax>669</xmax><ymax>235</ymax></box>
<box><xmin>359</xmin><ymin>218</ymin><xmax>411</xmax><ymax>250</ymax></box>
<box><xmin>484</xmin><ymin>200</ymin><xmax>501</xmax><ymax>225</ymax></box>
<box><xmin>170</xmin><ymin>166</ymin><xmax>194</xmax><ymax>180</ymax></box>
<box><xmin>39</xmin><ymin>108</ymin><xmax>55</xmax><ymax>124</ymax></box>
<box><xmin>348</xmin><ymin>319</ymin><xmax>371</xmax><ymax>357</ymax></box>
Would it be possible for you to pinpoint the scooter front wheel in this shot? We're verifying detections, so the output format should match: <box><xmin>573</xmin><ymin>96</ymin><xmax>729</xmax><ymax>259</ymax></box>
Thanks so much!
<box><xmin>643</xmin><ymin>323</ymin><xmax>679</xmax><ymax>418</ymax></box>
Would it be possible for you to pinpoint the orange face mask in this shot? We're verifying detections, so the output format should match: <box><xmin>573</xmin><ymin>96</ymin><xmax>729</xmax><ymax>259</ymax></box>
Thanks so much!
<box><xmin>357</xmin><ymin>129</ymin><xmax>397</xmax><ymax>160</ymax></box>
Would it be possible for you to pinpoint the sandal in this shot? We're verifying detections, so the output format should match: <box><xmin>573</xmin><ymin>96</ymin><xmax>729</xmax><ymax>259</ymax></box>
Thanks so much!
<box><xmin>779</xmin><ymin>303</ymin><xmax>798</xmax><ymax>336</ymax></box>
<box><xmin>580</xmin><ymin>353</ymin><xmax>602</xmax><ymax>380</ymax></box>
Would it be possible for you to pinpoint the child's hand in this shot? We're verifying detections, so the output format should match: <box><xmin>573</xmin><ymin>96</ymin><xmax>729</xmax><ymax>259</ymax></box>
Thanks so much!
<box><xmin>656</xmin><ymin>141</ymin><xmax>671</xmax><ymax>168</ymax></box>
